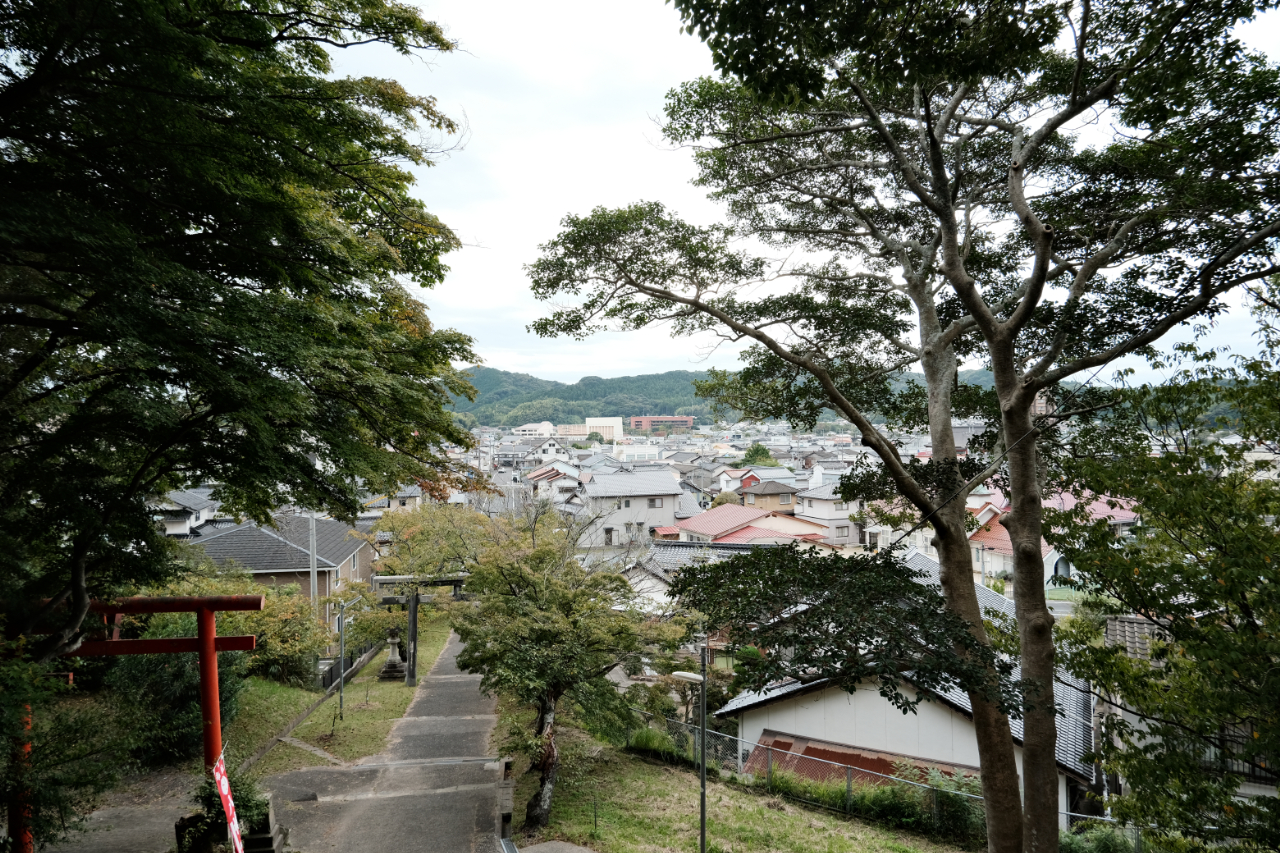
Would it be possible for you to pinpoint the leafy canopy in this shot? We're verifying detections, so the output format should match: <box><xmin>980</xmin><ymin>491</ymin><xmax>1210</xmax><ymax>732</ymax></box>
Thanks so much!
<box><xmin>1053</xmin><ymin>330</ymin><xmax>1280</xmax><ymax>847</ymax></box>
<box><xmin>0</xmin><ymin>0</ymin><xmax>477</xmax><ymax>662</ymax></box>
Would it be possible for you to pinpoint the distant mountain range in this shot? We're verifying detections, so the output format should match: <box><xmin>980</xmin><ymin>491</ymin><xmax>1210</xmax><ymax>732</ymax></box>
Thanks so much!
<box><xmin>449</xmin><ymin>365</ymin><xmax>996</xmax><ymax>427</ymax></box>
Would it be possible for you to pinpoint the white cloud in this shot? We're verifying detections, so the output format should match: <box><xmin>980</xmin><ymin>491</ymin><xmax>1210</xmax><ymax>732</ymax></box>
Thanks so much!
<box><xmin>332</xmin><ymin>2</ymin><xmax>1279</xmax><ymax>385</ymax></box>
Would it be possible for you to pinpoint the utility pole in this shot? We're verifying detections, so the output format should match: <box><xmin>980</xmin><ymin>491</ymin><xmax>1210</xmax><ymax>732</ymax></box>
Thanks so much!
<box><xmin>309</xmin><ymin>510</ymin><xmax>318</xmax><ymax>614</ymax></box>
<box><xmin>405</xmin><ymin>588</ymin><xmax>419</xmax><ymax>687</ymax></box>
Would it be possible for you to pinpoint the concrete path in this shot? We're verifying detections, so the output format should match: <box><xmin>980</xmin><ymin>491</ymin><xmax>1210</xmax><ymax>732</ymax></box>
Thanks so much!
<box><xmin>267</xmin><ymin>633</ymin><xmax>501</xmax><ymax>853</ymax></box>
<box><xmin>46</xmin><ymin>767</ymin><xmax>195</xmax><ymax>853</ymax></box>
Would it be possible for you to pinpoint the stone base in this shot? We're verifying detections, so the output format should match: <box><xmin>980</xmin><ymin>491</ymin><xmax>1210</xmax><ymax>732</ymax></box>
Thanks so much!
<box><xmin>377</xmin><ymin>663</ymin><xmax>407</xmax><ymax>681</ymax></box>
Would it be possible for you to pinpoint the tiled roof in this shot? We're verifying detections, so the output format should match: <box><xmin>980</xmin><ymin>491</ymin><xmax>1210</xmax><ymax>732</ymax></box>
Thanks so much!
<box><xmin>969</xmin><ymin>518</ymin><xmax>1053</xmax><ymax>557</ymax></box>
<box><xmin>716</xmin><ymin>549</ymin><xmax>1094</xmax><ymax>780</ymax></box>
<box><xmin>741</xmin><ymin>480</ymin><xmax>801</xmax><ymax>495</ymax></box>
<box><xmin>195</xmin><ymin>515</ymin><xmax>366</xmax><ymax>572</ymax></box>
<box><xmin>653</xmin><ymin>526</ymin><xmax>679</xmax><ymax>535</ymax></box>
<box><xmin>796</xmin><ymin>482</ymin><xmax>843</xmax><ymax>500</ymax></box>
<box><xmin>747</xmin><ymin>466</ymin><xmax>793</xmax><ymax>478</ymax></box>
<box><xmin>1105</xmin><ymin>615</ymin><xmax>1167</xmax><ymax>661</ymax></box>
<box><xmin>1043</xmin><ymin>492</ymin><xmax>1139</xmax><ymax>523</ymax></box>
<box><xmin>162</xmin><ymin>488</ymin><xmax>218</xmax><ymax>513</ymax></box>
<box><xmin>674</xmin><ymin>492</ymin><xmax>702</xmax><ymax>519</ymax></box>
<box><xmin>582</xmin><ymin>470</ymin><xmax>682</xmax><ymax>499</ymax></box>
<box><xmin>636</xmin><ymin>540</ymin><xmax>778</xmax><ymax>582</ymax></box>
<box><xmin>676</xmin><ymin>504</ymin><xmax>770</xmax><ymax>537</ymax></box>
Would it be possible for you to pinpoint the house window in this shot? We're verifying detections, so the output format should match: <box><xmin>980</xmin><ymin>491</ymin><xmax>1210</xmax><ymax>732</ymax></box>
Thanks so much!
<box><xmin>807</xmin><ymin>499</ymin><xmax>813</xmax><ymax>508</ymax></box>
<box><xmin>624</xmin><ymin>499</ymin><xmax>631</xmax><ymax>508</ymax></box>
<box><xmin>648</xmin><ymin>498</ymin><xmax>662</xmax><ymax>508</ymax></box>
<box><xmin>399</xmin><ymin>499</ymin><xmax>407</xmax><ymax>507</ymax></box>
<box><xmin>747</xmin><ymin>494</ymin><xmax>756</xmax><ymax>505</ymax></box>
<box><xmin>604</xmin><ymin>528</ymin><xmax>614</xmax><ymax>546</ymax></box>
<box><xmin>834</xmin><ymin>501</ymin><xmax>848</xmax><ymax>511</ymax></box>
<box><xmin>625</xmin><ymin>522</ymin><xmax>633</xmax><ymax>535</ymax></box>
<box><xmin>836</xmin><ymin>525</ymin><xmax>849</xmax><ymax>538</ymax></box>
<box><xmin>868</xmin><ymin>532</ymin><xmax>879</xmax><ymax>549</ymax></box>
<box><xmin>779</xmin><ymin>494</ymin><xmax>792</xmax><ymax>505</ymax></box>
<box><xmin>1053</xmin><ymin>557</ymin><xmax>1072</xmax><ymax>578</ymax></box>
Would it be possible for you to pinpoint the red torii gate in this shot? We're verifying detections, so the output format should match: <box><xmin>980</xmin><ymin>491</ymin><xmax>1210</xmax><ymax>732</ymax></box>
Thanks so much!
<box><xmin>9</xmin><ymin>595</ymin><xmax>263</xmax><ymax>853</ymax></box>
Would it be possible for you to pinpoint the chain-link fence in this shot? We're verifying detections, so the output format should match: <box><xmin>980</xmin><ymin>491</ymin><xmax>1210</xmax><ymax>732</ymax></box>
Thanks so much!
<box><xmin>626</xmin><ymin>710</ymin><xmax>1133</xmax><ymax>850</ymax></box>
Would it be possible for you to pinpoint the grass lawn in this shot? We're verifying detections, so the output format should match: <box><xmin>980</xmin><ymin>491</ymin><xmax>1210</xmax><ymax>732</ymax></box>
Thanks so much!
<box><xmin>1044</xmin><ymin>587</ymin><xmax>1086</xmax><ymax>601</ymax></box>
<box><xmin>221</xmin><ymin>676</ymin><xmax>319</xmax><ymax>770</ymax></box>
<box><xmin>496</xmin><ymin>697</ymin><xmax>969</xmax><ymax>853</ymax></box>
<box><xmin>510</xmin><ymin>740</ymin><xmax>971</xmax><ymax>853</ymax></box>
<box><xmin>252</xmin><ymin>615</ymin><xmax>451</xmax><ymax>777</ymax></box>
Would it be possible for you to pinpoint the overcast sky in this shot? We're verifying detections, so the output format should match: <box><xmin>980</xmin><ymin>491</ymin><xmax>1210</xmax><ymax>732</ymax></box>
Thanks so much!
<box><xmin>333</xmin><ymin>3</ymin><xmax>1278</xmax><ymax>386</ymax></box>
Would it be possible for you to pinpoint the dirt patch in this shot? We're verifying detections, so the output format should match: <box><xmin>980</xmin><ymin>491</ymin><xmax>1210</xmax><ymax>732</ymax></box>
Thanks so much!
<box><xmin>100</xmin><ymin>767</ymin><xmax>197</xmax><ymax>809</ymax></box>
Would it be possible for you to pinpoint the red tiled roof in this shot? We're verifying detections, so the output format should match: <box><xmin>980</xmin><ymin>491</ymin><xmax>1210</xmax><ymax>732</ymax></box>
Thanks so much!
<box><xmin>654</xmin><ymin>526</ymin><xmax>679</xmax><ymax>535</ymax></box>
<box><xmin>969</xmin><ymin>518</ymin><xmax>1053</xmax><ymax>557</ymax></box>
<box><xmin>676</xmin><ymin>504</ymin><xmax>770</xmax><ymax>537</ymax></box>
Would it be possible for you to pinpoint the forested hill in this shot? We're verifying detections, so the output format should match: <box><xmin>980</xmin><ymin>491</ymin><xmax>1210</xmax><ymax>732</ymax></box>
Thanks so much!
<box><xmin>449</xmin><ymin>366</ymin><xmax>998</xmax><ymax>427</ymax></box>
<box><xmin>450</xmin><ymin>366</ymin><xmax>714</xmax><ymax>427</ymax></box>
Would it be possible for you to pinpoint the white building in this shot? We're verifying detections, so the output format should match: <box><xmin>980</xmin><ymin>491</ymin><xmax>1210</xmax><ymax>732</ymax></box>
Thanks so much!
<box><xmin>716</xmin><ymin>549</ymin><xmax>1094</xmax><ymax>828</ymax></box>
<box><xmin>512</xmin><ymin>421</ymin><xmax>555</xmax><ymax>438</ymax></box>
<box><xmin>794</xmin><ymin>481</ymin><xmax>859</xmax><ymax>547</ymax></box>
<box><xmin>580</xmin><ymin>470</ymin><xmax>684</xmax><ymax>548</ymax></box>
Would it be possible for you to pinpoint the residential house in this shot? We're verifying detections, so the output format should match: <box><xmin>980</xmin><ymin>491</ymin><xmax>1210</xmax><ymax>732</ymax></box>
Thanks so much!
<box><xmin>794</xmin><ymin>481</ymin><xmax>860</xmax><ymax>547</ymax></box>
<box><xmin>525</xmin><ymin>462</ymin><xmax>583</xmax><ymax>503</ymax></box>
<box><xmin>193</xmin><ymin>514</ymin><xmax>377</xmax><ymax>601</ymax></box>
<box><xmin>580</xmin><ymin>470</ymin><xmax>684</xmax><ymax>548</ymax></box>
<box><xmin>718</xmin><ymin>465</ymin><xmax>796</xmax><ymax>494</ymax></box>
<box><xmin>676</xmin><ymin>504</ymin><xmax>771</xmax><ymax>543</ymax></box>
<box><xmin>740</xmin><ymin>481</ymin><xmax>801</xmax><ymax>514</ymax></box>
<box><xmin>526</xmin><ymin>436</ymin><xmax>572</xmax><ymax>466</ymax></box>
<box><xmin>623</xmin><ymin>540</ymin><xmax>778</xmax><ymax>609</ymax></box>
<box><xmin>153</xmin><ymin>488</ymin><xmax>222</xmax><ymax>538</ymax></box>
<box><xmin>716</xmin><ymin>548</ymin><xmax>1095</xmax><ymax>828</ymax></box>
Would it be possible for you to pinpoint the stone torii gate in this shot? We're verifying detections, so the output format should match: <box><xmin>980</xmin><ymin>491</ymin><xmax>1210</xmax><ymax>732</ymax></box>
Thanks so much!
<box><xmin>7</xmin><ymin>595</ymin><xmax>263</xmax><ymax>853</ymax></box>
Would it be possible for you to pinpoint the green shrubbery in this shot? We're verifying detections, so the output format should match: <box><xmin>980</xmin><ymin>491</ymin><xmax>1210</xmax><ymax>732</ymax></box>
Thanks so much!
<box><xmin>107</xmin><ymin>614</ymin><xmax>248</xmax><ymax>766</ymax></box>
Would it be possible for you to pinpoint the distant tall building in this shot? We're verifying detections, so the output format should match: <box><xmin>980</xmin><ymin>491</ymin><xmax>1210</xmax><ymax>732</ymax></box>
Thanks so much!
<box><xmin>556</xmin><ymin>417</ymin><xmax>624</xmax><ymax>441</ymax></box>
<box><xmin>630</xmin><ymin>415</ymin><xmax>695</xmax><ymax>432</ymax></box>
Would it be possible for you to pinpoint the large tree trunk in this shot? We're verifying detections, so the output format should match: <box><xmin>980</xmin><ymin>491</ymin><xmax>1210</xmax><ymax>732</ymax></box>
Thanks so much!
<box><xmin>524</xmin><ymin>697</ymin><xmax>559</xmax><ymax>830</ymax></box>
<box><xmin>917</xmin><ymin>286</ymin><xmax>1027</xmax><ymax>853</ymax></box>
<box><xmin>992</xmin><ymin>351</ymin><xmax>1060</xmax><ymax>853</ymax></box>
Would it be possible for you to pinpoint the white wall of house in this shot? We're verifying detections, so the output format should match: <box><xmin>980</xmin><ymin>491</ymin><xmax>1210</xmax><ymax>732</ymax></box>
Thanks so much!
<box><xmin>737</xmin><ymin>681</ymin><xmax>1070</xmax><ymax>827</ymax></box>
<box><xmin>794</xmin><ymin>497</ymin><xmax>858</xmax><ymax>545</ymax></box>
<box><xmin>584</xmin><ymin>494</ymin><xmax>680</xmax><ymax>547</ymax></box>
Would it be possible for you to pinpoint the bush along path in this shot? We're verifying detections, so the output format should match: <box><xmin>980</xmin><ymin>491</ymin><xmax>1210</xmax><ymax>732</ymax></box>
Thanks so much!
<box><xmin>263</xmin><ymin>631</ymin><xmax>504</xmax><ymax>853</ymax></box>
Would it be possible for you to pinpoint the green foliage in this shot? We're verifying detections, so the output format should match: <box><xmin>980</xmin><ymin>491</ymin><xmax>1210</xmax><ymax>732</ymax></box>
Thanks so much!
<box><xmin>1058</xmin><ymin>827</ymin><xmax>1136</xmax><ymax>853</ymax></box>
<box><xmin>449</xmin><ymin>501</ymin><xmax>687</xmax><ymax>826</ymax></box>
<box><xmin>670</xmin><ymin>544</ymin><xmax>1022</xmax><ymax>717</ymax></box>
<box><xmin>192</xmin><ymin>764</ymin><xmax>271</xmax><ymax>835</ymax></box>
<box><xmin>1052</xmin><ymin>339</ymin><xmax>1280</xmax><ymax>847</ymax></box>
<box><xmin>586</xmin><ymin>432</ymin><xmax>605</xmax><ymax>443</ymax></box>
<box><xmin>742</xmin><ymin>443</ymin><xmax>780</xmax><ymax>467</ymax></box>
<box><xmin>106</xmin><ymin>614</ymin><xmax>247</xmax><ymax>766</ymax></box>
<box><xmin>1</xmin><ymin>0</ymin><xmax>477</xmax><ymax>665</ymax></box>
<box><xmin>0</xmin><ymin>641</ymin><xmax>129</xmax><ymax>850</ymax></box>
<box><xmin>710</xmin><ymin>490</ymin><xmax>742</xmax><ymax>507</ymax></box>
<box><xmin>450</xmin><ymin>365</ymin><xmax>721</xmax><ymax>426</ymax></box>
<box><xmin>155</xmin><ymin>550</ymin><xmax>333</xmax><ymax>687</ymax></box>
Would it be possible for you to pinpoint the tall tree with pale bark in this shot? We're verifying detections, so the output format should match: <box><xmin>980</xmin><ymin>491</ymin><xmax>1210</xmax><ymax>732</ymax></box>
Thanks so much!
<box><xmin>525</xmin><ymin>2</ymin><xmax>1280</xmax><ymax>850</ymax></box>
